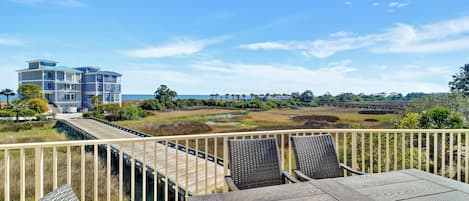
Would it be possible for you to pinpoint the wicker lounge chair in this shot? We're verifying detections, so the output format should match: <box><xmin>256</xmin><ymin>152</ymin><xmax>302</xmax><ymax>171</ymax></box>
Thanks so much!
<box><xmin>291</xmin><ymin>134</ymin><xmax>365</xmax><ymax>181</ymax></box>
<box><xmin>38</xmin><ymin>184</ymin><xmax>79</xmax><ymax>201</ymax></box>
<box><xmin>225</xmin><ymin>138</ymin><xmax>299</xmax><ymax>191</ymax></box>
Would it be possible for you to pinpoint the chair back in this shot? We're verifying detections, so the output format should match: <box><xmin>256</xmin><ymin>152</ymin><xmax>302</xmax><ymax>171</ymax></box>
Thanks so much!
<box><xmin>38</xmin><ymin>184</ymin><xmax>79</xmax><ymax>201</ymax></box>
<box><xmin>291</xmin><ymin>134</ymin><xmax>343</xmax><ymax>179</ymax></box>
<box><xmin>228</xmin><ymin>138</ymin><xmax>283</xmax><ymax>190</ymax></box>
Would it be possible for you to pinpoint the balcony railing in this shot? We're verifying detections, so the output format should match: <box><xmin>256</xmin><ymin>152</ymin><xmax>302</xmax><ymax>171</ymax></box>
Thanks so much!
<box><xmin>1</xmin><ymin>129</ymin><xmax>469</xmax><ymax>201</ymax></box>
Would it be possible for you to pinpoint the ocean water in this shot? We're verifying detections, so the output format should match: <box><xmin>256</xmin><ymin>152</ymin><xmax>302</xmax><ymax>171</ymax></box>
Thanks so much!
<box><xmin>123</xmin><ymin>94</ymin><xmax>212</xmax><ymax>101</ymax></box>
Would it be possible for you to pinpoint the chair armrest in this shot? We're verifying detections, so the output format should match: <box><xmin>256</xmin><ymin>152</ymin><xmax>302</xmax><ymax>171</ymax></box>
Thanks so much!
<box><xmin>224</xmin><ymin>176</ymin><xmax>240</xmax><ymax>191</ymax></box>
<box><xmin>282</xmin><ymin>170</ymin><xmax>300</xmax><ymax>183</ymax></box>
<box><xmin>339</xmin><ymin>163</ymin><xmax>365</xmax><ymax>175</ymax></box>
<box><xmin>292</xmin><ymin>169</ymin><xmax>313</xmax><ymax>181</ymax></box>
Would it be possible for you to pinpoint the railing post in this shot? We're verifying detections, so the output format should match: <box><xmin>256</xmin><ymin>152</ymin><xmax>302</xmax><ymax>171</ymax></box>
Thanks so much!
<box><xmin>119</xmin><ymin>144</ymin><xmax>124</xmax><ymax>201</ymax></box>
<box><xmin>35</xmin><ymin>147</ymin><xmax>43</xmax><ymax>200</ymax></box>
<box><xmin>81</xmin><ymin>145</ymin><xmax>86</xmax><ymax>201</ymax></box>
<box><xmin>20</xmin><ymin>148</ymin><xmax>25</xmax><ymax>201</ymax></box>
<box><xmin>131</xmin><ymin>143</ymin><xmax>135</xmax><ymax>201</ymax></box>
<box><xmin>94</xmin><ymin>144</ymin><xmax>99</xmax><ymax>201</ymax></box>
<box><xmin>352</xmin><ymin>132</ymin><xmax>358</xmax><ymax>170</ymax></box>
<box><xmin>67</xmin><ymin>146</ymin><xmax>71</xmax><ymax>185</ymax></box>
<box><xmin>223</xmin><ymin>137</ymin><xmax>228</xmax><ymax>192</ymax></box>
<box><xmin>369</xmin><ymin>133</ymin><xmax>373</xmax><ymax>173</ymax></box>
<box><xmin>457</xmin><ymin>132</ymin><xmax>461</xmax><ymax>181</ymax></box>
<box><xmin>4</xmin><ymin>149</ymin><xmax>10</xmax><ymax>201</ymax></box>
<box><xmin>52</xmin><ymin>147</ymin><xmax>57</xmax><ymax>190</ymax></box>
<box><xmin>385</xmin><ymin>132</ymin><xmax>390</xmax><ymax>172</ymax></box>
<box><xmin>107</xmin><ymin>144</ymin><xmax>112</xmax><ymax>201</ymax></box>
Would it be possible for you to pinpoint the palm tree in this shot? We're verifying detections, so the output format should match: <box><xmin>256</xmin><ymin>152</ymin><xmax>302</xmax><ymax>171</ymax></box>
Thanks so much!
<box><xmin>236</xmin><ymin>94</ymin><xmax>240</xmax><ymax>102</ymax></box>
<box><xmin>225</xmin><ymin>93</ymin><xmax>229</xmax><ymax>101</ymax></box>
<box><xmin>242</xmin><ymin>94</ymin><xmax>246</xmax><ymax>102</ymax></box>
<box><xmin>11</xmin><ymin>100</ymin><xmax>26</xmax><ymax>123</ymax></box>
<box><xmin>250</xmin><ymin>93</ymin><xmax>256</xmax><ymax>101</ymax></box>
<box><xmin>91</xmin><ymin>95</ymin><xmax>102</xmax><ymax>111</ymax></box>
<box><xmin>0</xmin><ymin>88</ymin><xmax>16</xmax><ymax>108</ymax></box>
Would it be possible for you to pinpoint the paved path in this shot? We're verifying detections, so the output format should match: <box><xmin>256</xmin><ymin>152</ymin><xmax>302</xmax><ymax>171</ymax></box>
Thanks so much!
<box><xmin>67</xmin><ymin>118</ymin><xmax>225</xmax><ymax>195</ymax></box>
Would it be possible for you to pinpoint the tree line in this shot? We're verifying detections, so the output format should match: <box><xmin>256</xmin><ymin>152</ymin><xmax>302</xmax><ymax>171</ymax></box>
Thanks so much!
<box><xmin>395</xmin><ymin>64</ymin><xmax>469</xmax><ymax>129</ymax></box>
<box><xmin>0</xmin><ymin>84</ymin><xmax>49</xmax><ymax>122</ymax></box>
<box><xmin>139</xmin><ymin>85</ymin><xmax>442</xmax><ymax>112</ymax></box>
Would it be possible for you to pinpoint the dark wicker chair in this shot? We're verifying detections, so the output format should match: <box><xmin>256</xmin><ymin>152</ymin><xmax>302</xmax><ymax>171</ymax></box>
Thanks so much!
<box><xmin>38</xmin><ymin>184</ymin><xmax>79</xmax><ymax>201</ymax></box>
<box><xmin>291</xmin><ymin>134</ymin><xmax>365</xmax><ymax>181</ymax></box>
<box><xmin>225</xmin><ymin>138</ymin><xmax>299</xmax><ymax>191</ymax></box>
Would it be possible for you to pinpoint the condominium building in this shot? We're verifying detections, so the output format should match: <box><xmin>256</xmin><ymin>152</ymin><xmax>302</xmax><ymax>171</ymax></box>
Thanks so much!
<box><xmin>17</xmin><ymin>59</ymin><xmax>122</xmax><ymax>112</ymax></box>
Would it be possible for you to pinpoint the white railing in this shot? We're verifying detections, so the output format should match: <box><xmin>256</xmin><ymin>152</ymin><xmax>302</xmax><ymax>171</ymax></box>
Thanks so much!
<box><xmin>1</xmin><ymin>129</ymin><xmax>469</xmax><ymax>201</ymax></box>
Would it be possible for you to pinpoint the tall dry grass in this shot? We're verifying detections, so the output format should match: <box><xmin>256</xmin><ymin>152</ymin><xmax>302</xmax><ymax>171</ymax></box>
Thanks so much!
<box><xmin>0</xmin><ymin>148</ymin><xmax>126</xmax><ymax>201</ymax></box>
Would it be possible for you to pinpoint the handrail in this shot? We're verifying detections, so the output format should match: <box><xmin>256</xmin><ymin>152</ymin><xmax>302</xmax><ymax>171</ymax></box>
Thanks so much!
<box><xmin>2</xmin><ymin>128</ymin><xmax>469</xmax><ymax>149</ymax></box>
<box><xmin>86</xmin><ymin>117</ymin><xmax>224</xmax><ymax>165</ymax></box>
<box><xmin>3</xmin><ymin>126</ymin><xmax>469</xmax><ymax>201</ymax></box>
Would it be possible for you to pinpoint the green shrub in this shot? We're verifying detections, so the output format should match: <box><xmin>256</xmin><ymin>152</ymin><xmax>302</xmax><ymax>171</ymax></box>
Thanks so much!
<box><xmin>28</xmin><ymin>98</ymin><xmax>49</xmax><ymax>113</ymax></box>
<box><xmin>107</xmin><ymin>105</ymin><xmax>146</xmax><ymax>121</ymax></box>
<box><xmin>396</xmin><ymin>113</ymin><xmax>420</xmax><ymax>129</ymax></box>
<box><xmin>140</xmin><ymin>99</ymin><xmax>164</xmax><ymax>110</ymax></box>
<box><xmin>99</xmin><ymin>104</ymin><xmax>120</xmax><ymax>113</ymax></box>
<box><xmin>397</xmin><ymin>107</ymin><xmax>465</xmax><ymax>129</ymax></box>
<box><xmin>19</xmin><ymin>109</ymin><xmax>37</xmax><ymax>117</ymax></box>
<box><xmin>419</xmin><ymin>107</ymin><xmax>464</xmax><ymax>129</ymax></box>
<box><xmin>83</xmin><ymin>110</ymin><xmax>105</xmax><ymax>120</ymax></box>
<box><xmin>0</xmin><ymin>121</ymin><xmax>53</xmax><ymax>132</ymax></box>
<box><xmin>0</xmin><ymin>110</ymin><xmax>15</xmax><ymax>117</ymax></box>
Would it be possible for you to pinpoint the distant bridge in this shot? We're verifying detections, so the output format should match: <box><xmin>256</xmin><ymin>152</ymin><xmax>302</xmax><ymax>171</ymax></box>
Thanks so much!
<box><xmin>322</xmin><ymin>102</ymin><xmax>409</xmax><ymax>111</ymax></box>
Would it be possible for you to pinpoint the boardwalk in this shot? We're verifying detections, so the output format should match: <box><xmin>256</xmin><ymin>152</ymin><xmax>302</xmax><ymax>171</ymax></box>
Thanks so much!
<box><xmin>67</xmin><ymin>118</ymin><xmax>225</xmax><ymax>195</ymax></box>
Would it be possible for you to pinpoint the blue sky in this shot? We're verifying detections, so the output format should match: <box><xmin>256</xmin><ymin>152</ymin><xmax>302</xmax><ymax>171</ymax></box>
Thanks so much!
<box><xmin>1</xmin><ymin>0</ymin><xmax>469</xmax><ymax>95</ymax></box>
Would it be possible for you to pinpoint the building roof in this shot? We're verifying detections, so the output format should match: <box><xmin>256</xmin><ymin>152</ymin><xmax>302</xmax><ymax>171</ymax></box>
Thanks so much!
<box><xmin>74</xmin><ymin>66</ymin><xmax>101</xmax><ymax>73</ymax></box>
<box><xmin>52</xmin><ymin>66</ymin><xmax>83</xmax><ymax>73</ymax></box>
<box><xmin>25</xmin><ymin>59</ymin><xmax>58</xmax><ymax>64</ymax></box>
<box><xmin>98</xmin><ymin>70</ymin><xmax>122</xmax><ymax>76</ymax></box>
<box><xmin>17</xmin><ymin>66</ymin><xmax>83</xmax><ymax>73</ymax></box>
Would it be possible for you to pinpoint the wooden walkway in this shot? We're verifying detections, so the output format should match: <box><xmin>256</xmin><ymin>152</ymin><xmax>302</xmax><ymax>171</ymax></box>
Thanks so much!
<box><xmin>67</xmin><ymin>119</ymin><xmax>225</xmax><ymax>195</ymax></box>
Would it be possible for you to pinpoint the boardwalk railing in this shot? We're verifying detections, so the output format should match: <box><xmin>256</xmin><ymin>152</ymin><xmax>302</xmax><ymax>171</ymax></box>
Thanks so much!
<box><xmin>87</xmin><ymin>118</ymin><xmax>224</xmax><ymax>166</ymax></box>
<box><xmin>1</xmin><ymin>129</ymin><xmax>469</xmax><ymax>201</ymax></box>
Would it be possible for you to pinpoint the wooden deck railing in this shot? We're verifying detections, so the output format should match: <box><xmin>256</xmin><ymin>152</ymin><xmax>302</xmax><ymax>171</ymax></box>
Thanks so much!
<box><xmin>1</xmin><ymin>129</ymin><xmax>469</xmax><ymax>201</ymax></box>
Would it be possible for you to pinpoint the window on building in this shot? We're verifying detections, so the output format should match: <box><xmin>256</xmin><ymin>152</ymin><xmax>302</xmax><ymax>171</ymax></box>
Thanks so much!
<box><xmin>64</xmin><ymin>94</ymin><xmax>74</xmax><ymax>101</ymax></box>
<box><xmin>47</xmin><ymin>83</ymin><xmax>53</xmax><ymax>90</ymax></box>
<box><xmin>65</xmin><ymin>73</ymin><xmax>72</xmax><ymax>81</ymax></box>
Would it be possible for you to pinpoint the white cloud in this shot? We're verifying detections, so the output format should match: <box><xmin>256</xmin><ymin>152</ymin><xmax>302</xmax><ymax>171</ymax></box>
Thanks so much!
<box><xmin>388</xmin><ymin>2</ymin><xmax>408</xmax><ymax>8</ymax></box>
<box><xmin>239</xmin><ymin>34</ymin><xmax>384</xmax><ymax>58</ymax></box>
<box><xmin>9</xmin><ymin>0</ymin><xmax>87</xmax><ymax>7</ymax></box>
<box><xmin>185</xmin><ymin>60</ymin><xmax>449</xmax><ymax>94</ymax></box>
<box><xmin>344</xmin><ymin>1</ymin><xmax>352</xmax><ymax>6</ymax></box>
<box><xmin>239</xmin><ymin>16</ymin><xmax>469</xmax><ymax>57</ymax></box>
<box><xmin>122</xmin><ymin>37</ymin><xmax>226</xmax><ymax>58</ymax></box>
<box><xmin>238</xmin><ymin>42</ymin><xmax>292</xmax><ymax>51</ymax></box>
<box><xmin>0</xmin><ymin>36</ymin><xmax>23</xmax><ymax>46</ymax></box>
<box><xmin>329</xmin><ymin>31</ymin><xmax>353</xmax><ymax>38</ymax></box>
<box><xmin>372</xmin><ymin>2</ymin><xmax>380</xmax><ymax>6</ymax></box>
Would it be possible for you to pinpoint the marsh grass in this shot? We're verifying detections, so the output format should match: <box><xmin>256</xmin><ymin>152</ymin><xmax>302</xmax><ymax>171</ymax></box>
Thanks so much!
<box><xmin>115</xmin><ymin>107</ymin><xmax>397</xmax><ymax>136</ymax></box>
